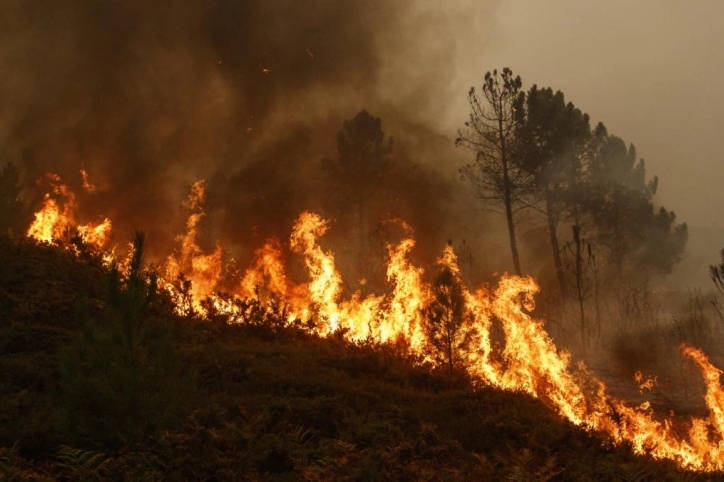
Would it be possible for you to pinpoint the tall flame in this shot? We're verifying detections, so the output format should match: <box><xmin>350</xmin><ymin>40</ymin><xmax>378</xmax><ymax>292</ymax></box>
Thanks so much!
<box><xmin>289</xmin><ymin>212</ymin><xmax>342</xmax><ymax>334</ymax></box>
<box><xmin>165</xmin><ymin>180</ymin><xmax>222</xmax><ymax>312</ymax></box>
<box><xmin>27</xmin><ymin>174</ymin><xmax>76</xmax><ymax>242</ymax></box>
<box><xmin>240</xmin><ymin>237</ymin><xmax>289</xmax><ymax>299</ymax></box>
<box><xmin>225</xmin><ymin>212</ymin><xmax>724</xmax><ymax>472</ymax></box>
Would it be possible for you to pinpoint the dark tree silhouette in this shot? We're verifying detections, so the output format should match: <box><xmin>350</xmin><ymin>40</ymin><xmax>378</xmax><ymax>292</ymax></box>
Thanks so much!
<box><xmin>460</xmin><ymin>73</ymin><xmax>687</xmax><ymax>284</ymax></box>
<box><xmin>513</xmin><ymin>86</ymin><xmax>592</xmax><ymax>293</ymax></box>
<box><xmin>421</xmin><ymin>266</ymin><xmax>477</xmax><ymax>375</ymax></box>
<box><xmin>457</xmin><ymin>68</ymin><xmax>527</xmax><ymax>275</ymax></box>
<box><xmin>323</xmin><ymin>110</ymin><xmax>393</xmax><ymax>257</ymax></box>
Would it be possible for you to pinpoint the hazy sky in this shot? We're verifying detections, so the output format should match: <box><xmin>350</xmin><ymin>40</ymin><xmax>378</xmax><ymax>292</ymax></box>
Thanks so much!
<box><xmin>473</xmin><ymin>0</ymin><xmax>724</xmax><ymax>229</ymax></box>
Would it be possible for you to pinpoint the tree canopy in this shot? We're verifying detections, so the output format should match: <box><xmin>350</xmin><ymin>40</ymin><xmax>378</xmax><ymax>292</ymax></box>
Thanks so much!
<box><xmin>459</xmin><ymin>70</ymin><xmax>688</xmax><ymax>284</ymax></box>
<box><xmin>323</xmin><ymin>110</ymin><xmax>393</xmax><ymax>253</ymax></box>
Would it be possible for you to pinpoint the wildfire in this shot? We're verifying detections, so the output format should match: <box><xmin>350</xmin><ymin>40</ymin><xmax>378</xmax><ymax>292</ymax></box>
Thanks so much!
<box><xmin>23</xmin><ymin>175</ymin><xmax>724</xmax><ymax>473</ymax></box>
<box><xmin>165</xmin><ymin>180</ymin><xmax>222</xmax><ymax>313</ymax></box>
<box><xmin>27</xmin><ymin>172</ymin><xmax>111</xmax><ymax>250</ymax></box>
<box><xmin>240</xmin><ymin>237</ymin><xmax>289</xmax><ymax>299</ymax></box>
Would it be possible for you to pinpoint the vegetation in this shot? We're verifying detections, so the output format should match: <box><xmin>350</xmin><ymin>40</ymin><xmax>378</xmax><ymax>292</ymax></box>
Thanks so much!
<box><xmin>421</xmin><ymin>266</ymin><xmax>477</xmax><ymax>375</ymax></box>
<box><xmin>323</xmin><ymin>110</ymin><xmax>393</xmax><ymax>258</ymax></box>
<box><xmin>513</xmin><ymin>85</ymin><xmax>592</xmax><ymax>292</ymax></box>
<box><xmin>457</xmin><ymin>68</ymin><xmax>526</xmax><ymax>276</ymax></box>
<box><xmin>0</xmin><ymin>236</ymin><xmax>714</xmax><ymax>480</ymax></box>
<box><xmin>58</xmin><ymin>232</ymin><xmax>188</xmax><ymax>448</ymax></box>
<box><xmin>458</xmin><ymin>70</ymin><xmax>688</xmax><ymax>290</ymax></box>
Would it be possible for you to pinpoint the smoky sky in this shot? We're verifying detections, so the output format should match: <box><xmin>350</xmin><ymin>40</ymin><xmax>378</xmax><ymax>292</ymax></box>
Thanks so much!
<box><xmin>1</xmin><ymin>0</ymin><xmax>388</xmax><ymax>183</ymax></box>
<box><xmin>480</xmin><ymin>0</ymin><xmax>724</xmax><ymax>230</ymax></box>
<box><xmin>475</xmin><ymin>0</ymin><xmax>724</xmax><ymax>286</ymax></box>
<box><xmin>0</xmin><ymin>0</ymin><xmax>502</xmax><ymax>264</ymax></box>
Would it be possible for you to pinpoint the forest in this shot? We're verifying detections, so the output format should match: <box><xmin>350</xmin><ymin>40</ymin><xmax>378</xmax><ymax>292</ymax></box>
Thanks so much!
<box><xmin>2</xmin><ymin>1</ymin><xmax>724</xmax><ymax>480</ymax></box>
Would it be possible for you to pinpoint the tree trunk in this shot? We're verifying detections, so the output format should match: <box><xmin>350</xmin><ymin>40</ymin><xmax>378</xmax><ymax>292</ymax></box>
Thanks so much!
<box><xmin>572</xmin><ymin>225</ymin><xmax>587</xmax><ymax>357</ymax></box>
<box><xmin>499</xmin><ymin>117</ymin><xmax>522</xmax><ymax>276</ymax></box>
<box><xmin>503</xmin><ymin>187</ymin><xmax>522</xmax><ymax>276</ymax></box>
<box><xmin>545</xmin><ymin>189</ymin><xmax>565</xmax><ymax>294</ymax></box>
<box><xmin>445</xmin><ymin>304</ymin><xmax>455</xmax><ymax>375</ymax></box>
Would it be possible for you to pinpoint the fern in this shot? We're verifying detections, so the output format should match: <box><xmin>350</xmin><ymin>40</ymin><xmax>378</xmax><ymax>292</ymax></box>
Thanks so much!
<box><xmin>288</xmin><ymin>425</ymin><xmax>314</xmax><ymax>446</ymax></box>
<box><xmin>616</xmin><ymin>463</ymin><xmax>655</xmax><ymax>482</ymax></box>
<box><xmin>0</xmin><ymin>443</ymin><xmax>55</xmax><ymax>481</ymax></box>
<box><xmin>0</xmin><ymin>443</ymin><xmax>25</xmax><ymax>479</ymax></box>
<box><xmin>55</xmin><ymin>445</ymin><xmax>111</xmax><ymax>480</ymax></box>
<box><xmin>497</xmin><ymin>448</ymin><xmax>561</xmax><ymax>482</ymax></box>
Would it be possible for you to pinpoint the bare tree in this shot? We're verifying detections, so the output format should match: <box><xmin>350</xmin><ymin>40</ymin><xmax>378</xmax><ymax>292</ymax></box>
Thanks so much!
<box><xmin>562</xmin><ymin>225</ymin><xmax>600</xmax><ymax>357</ymax></box>
<box><xmin>457</xmin><ymin>68</ymin><xmax>527</xmax><ymax>275</ymax></box>
<box><xmin>710</xmin><ymin>250</ymin><xmax>724</xmax><ymax>295</ymax></box>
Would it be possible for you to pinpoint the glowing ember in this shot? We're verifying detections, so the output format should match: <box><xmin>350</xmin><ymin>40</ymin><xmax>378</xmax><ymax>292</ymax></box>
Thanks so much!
<box><xmin>635</xmin><ymin>370</ymin><xmax>657</xmax><ymax>392</ymax></box>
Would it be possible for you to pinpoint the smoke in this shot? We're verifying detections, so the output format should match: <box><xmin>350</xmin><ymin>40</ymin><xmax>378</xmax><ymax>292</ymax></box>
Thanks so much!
<box><xmin>0</xmin><ymin>0</ymin><xmax>504</xmax><ymax>276</ymax></box>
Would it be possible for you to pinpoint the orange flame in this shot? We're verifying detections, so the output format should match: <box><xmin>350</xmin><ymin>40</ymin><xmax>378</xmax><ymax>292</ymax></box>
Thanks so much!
<box><xmin>240</xmin><ymin>237</ymin><xmax>289</xmax><ymax>299</ymax></box>
<box><xmin>27</xmin><ymin>173</ymin><xmax>111</xmax><ymax>250</ymax></box>
<box><xmin>80</xmin><ymin>166</ymin><xmax>96</xmax><ymax>192</ymax></box>
<box><xmin>165</xmin><ymin>180</ymin><xmax>222</xmax><ymax>313</ymax></box>
<box><xmin>289</xmin><ymin>212</ymin><xmax>342</xmax><ymax>334</ymax></box>
<box><xmin>232</xmin><ymin>213</ymin><xmax>724</xmax><ymax>471</ymax></box>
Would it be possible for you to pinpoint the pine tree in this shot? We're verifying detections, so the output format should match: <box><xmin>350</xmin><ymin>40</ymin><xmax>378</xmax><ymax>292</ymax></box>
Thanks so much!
<box><xmin>458</xmin><ymin>68</ymin><xmax>527</xmax><ymax>275</ymax></box>
<box><xmin>421</xmin><ymin>267</ymin><xmax>477</xmax><ymax>375</ymax></box>
<box><xmin>58</xmin><ymin>231</ymin><xmax>188</xmax><ymax>446</ymax></box>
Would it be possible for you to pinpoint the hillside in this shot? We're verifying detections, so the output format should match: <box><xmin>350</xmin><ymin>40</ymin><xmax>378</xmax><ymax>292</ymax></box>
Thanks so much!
<box><xmin>0</xmin><ymin>237</ymin><xmax>717</xmax><ymax>481</ymax></box>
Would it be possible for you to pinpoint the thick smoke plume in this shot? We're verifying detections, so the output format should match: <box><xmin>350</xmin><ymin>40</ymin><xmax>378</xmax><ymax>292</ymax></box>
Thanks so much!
<box><xmin>0</xmin><ymin>0</ymin><xmax>501</xmax><ymax>274</ymax></box>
